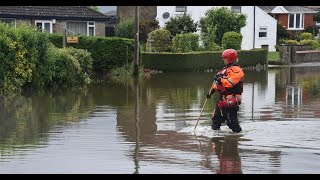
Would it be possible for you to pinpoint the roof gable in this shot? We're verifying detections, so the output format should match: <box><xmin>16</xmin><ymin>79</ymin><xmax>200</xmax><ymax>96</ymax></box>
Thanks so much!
<box><xmin>271</xmin><ymin>6</ymin><xmax>288</xmax><ymax>14</ymax></box>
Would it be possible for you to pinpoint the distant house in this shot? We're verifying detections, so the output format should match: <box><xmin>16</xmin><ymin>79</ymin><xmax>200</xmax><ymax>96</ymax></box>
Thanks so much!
<box><xmin>259</xmin><ymin>6</ymin><xmax>317</xmax><ymax>36</ymax></box>
<box><xmin>0</xmin><ymin>6</ymin><xmax>110</xmax><ymax>36</ymax></box>
<box><xmin>157</xmin><ymin>6</ymin><xmax>277</xmax><ymax>52</ymax></box>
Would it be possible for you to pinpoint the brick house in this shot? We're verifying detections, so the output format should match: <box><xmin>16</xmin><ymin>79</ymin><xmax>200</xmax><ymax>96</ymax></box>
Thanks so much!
<box><xmin>0</xmin><ymin>6</ymin><xmax>110</xmax><ymax>36</ymax></box>
<box><xmin>258</xmin><ymin>6</ymin><xmax>317</xmax><ymax>37</ymax></box>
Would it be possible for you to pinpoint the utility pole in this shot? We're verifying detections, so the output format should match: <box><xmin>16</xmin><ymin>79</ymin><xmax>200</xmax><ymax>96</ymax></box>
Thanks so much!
<box><xmin>134</xmin><ymin>6</ymin><xmax>140</xmax><ymax>76</ymax></box>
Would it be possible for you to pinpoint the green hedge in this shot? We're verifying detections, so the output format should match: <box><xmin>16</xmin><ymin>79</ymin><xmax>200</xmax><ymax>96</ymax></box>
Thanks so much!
<box><xmin>141</xmin><ymin>48</ymin><xmax>267</xmax><ymax>72</ymax></box>
<box><xmin>48</xmin><ymin>34</ymin><xmax>134</xmax><ymax>73</ymax></box>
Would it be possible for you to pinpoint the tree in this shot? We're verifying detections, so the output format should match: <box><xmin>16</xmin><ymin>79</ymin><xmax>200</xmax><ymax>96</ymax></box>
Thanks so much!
<box><xmin>89</xmin><ymin>6</ymin><xmax>101</xmax><ymax>13</ymax></box>
<box><xmin>139</xmin><ymin>19</ymin><xmax>160</xmax><ymax>42</ymax></box>
<box><xmin>115</xmin><ymin>18</ymin><xmax>135</xmax><ymax>39</ymax></box>
<box><xmin>200</xmin><ymin>7</ymin><xmax>246</xmax><ymax>46</ymax></box>
<box><xmin>277</xmin><ymin>22</ymin><xmax>289</xmax><ymax>42</ymax></box>
<box><xmin>164</xmin><ymin>13</ymin><xmax>198</xmax><ymax>36</ymax></box>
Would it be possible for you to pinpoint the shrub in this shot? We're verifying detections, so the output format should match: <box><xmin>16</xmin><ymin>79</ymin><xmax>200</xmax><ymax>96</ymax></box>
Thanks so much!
<box><xmin>164</xmin><ymin>13</ymin><xmax>198</xmax><ymax>36</ymax></box>
<box><xmin>149</xmin><ymin>29</ymin><xmax>172</xmax><ymax>52</ymax></box>
<box><xmin>115</xmin><ymin>18</ymin><xmax>135</xmax><ymax>39</ymax></box>
<box><xmin>300</xmin><ymin>32</ymin><xmax>313</xmax><ymax>40</ymax></box>
<box><xmin>284</xmin><ymin>40</ymin><xmax>298</xmax><ymax>45</ymax></box>
<box><xmin>172</xmin><ymin>33</ymin><xmax>199</xmax><ymax>53</ymax></box>
<box><xmin>222</xmin><ymin>31</ymin><xmax>242</xmax><ymax>50</ymax></box>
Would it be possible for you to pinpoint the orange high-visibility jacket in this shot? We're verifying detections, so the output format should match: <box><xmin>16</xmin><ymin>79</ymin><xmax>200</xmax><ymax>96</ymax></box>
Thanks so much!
<box><xmin>212</xmin><ymin>64</ymin><xmax>244</xmax><ymax>95</ymax></box>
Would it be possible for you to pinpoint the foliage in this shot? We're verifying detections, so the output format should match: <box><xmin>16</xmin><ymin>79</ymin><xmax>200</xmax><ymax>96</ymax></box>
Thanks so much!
<box><xmin>115</xmin><ymin>18</ymin><xmax>135</xmax><ymax>39</ymax></box>
<box><xmin>300</xmin><ymin>32</ymin><xmax>313</xmax><ymax>40</ymax></box>
<box><xmin>221</xmin><ymin>31</ymin><xmax>242</xmax><ymax>50</ymax></box>
<box><xmin>303</xmin><ymin>26</ymin><xmax>319</xmax><ymax>37</ymax></box>
<box><xmin>277</xmin><ymin>22</ymin><xmax>289</xmax><ymax>43</ymax></box>
<box><xmin>141</xmin><ymin>49</ymin><xmax>267</xmax><ymax>72</ymax></box>
<box><xmin>172</xmin><ymin>33</ymin><xmax>199</xmax><ymax>53</ymax></box>
<box><xmin>88</xmin><ymin>6</ymin><xmax>101</xmax><ymax>12</ymax></box>
<box><xmin>164</xmin><ymin>13</ymin><xmax>198</xmax><ymax>36</ymax></box>
<box><xmin>149</xmin><ymin>29</ymin><xmax>172</xmax><ymax>52</ymax></box>
<box><xmin>200</xmin><ymin>25</ymin><xmax>222</xmax><ymax>51</ymax></box>
<box><xmin>199</xmin><ymin>7</ymin><xmax>246</xmax><ymax>45</ymax></box>
<box><xmin>48</xmin><ymin>34</ymin><xmax>134</xmax><ymax>73</ymax></box>
<box><xmin>139</xmin><ymin>19</ymin><xmax>160</xmax><ymax>42</ymax></box>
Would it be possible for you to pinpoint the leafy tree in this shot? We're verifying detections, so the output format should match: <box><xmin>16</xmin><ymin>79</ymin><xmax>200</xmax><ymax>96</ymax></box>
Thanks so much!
<box><xmin>200</xmin><ymin>7</ymin><xmax>246</xmax><ymax>45</ymax></box>
<box><xmin>139</xmin><ymin>19</ymin><xmax>160</xmax><ymax>42</ymax></box>
<box><xmin>165</xmin><ymin>13</ymin><xmax>198</xmax><ymax>36</ymax></box>
<box><xmin>277</xmin><ymin>22</ymin><xmax>289</xmax><ymax>42</ymax></box>
<box><xmin>89</xmin><ymin>6</ymin><xmax>101</xmax><ymax>12</ymax></box>
<box><xmin>115</xmin><ymin>18</ymin><xmax>135</xmax><ymax>39</ymax></box>
<box><xmin>115</xmin><ymin>18</ymin><xmax>159</xmax><ymax>42</ymax></box>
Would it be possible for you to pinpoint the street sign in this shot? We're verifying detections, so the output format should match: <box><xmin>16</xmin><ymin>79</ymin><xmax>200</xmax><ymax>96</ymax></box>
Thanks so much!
<box><xmin>67</xmin><ymin>37</ymin><xmax>78</xmax><ymax>43</ymax></box>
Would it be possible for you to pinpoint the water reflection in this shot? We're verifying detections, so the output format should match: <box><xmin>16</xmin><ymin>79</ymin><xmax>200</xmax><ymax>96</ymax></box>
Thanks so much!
<box><xmin>0</xmin><ymin>64</ymin><xmax>320</xmax><ymax>173</ymax></box>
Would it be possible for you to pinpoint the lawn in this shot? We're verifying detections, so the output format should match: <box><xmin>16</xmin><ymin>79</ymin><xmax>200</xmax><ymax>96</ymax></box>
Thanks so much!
<box><xmin>268</xmin><ymin>52</ymin><xmax>280</xmax><ymax>62</ymax></box>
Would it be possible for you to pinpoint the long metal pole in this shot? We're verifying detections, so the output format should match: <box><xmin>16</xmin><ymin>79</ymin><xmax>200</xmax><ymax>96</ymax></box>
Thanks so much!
<box><xmin>134</xmin><ymin>6</ymin><xmax>140</xmax><ymax>76</ymax></box>
<box><xmin>194</xmin><ymin>81</ymin><xmax>216</xmax><ymax>132</ymax></box>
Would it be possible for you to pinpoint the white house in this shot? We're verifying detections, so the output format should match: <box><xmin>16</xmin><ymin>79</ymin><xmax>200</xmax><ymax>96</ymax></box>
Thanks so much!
<box><xmin>156</xmin><ymin>6</ymin><xmax>277</xmax><ymax>52</ymax></box>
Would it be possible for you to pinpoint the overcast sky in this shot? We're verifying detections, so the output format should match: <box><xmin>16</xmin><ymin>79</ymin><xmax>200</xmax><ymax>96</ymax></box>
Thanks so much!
<box><xmin>100</xmin><ymin>6</ymin><xmax>117</xmax><ymax>13</ymax></box>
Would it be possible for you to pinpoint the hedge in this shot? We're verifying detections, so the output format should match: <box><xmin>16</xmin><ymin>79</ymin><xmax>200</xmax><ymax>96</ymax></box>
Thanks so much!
<box><xmin>141</xmin><ymin>48</ymin><xmax>267</xmax><ymax>72</ymax></box>
<box><xmin>48</xmin><ymin>34</ymin><xmax>134</xmax><ymax>73</ymax></box>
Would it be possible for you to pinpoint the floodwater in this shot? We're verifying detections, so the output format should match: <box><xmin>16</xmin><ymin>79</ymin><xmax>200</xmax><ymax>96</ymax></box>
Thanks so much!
<box><xmin>1</xmin><ymin>63</ymin><xmax>320</xmax><ymax>174</ymax></box>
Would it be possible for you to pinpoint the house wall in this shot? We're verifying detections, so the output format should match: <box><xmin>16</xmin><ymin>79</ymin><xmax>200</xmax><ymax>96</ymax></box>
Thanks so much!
<box><xmin>157</xmin><ymin>6</ymin><xmax>219</xmax><ymax>28</ymax></box>
<box><xmin>304</xmin><ymin>14</ymin><xmax>314</xmax><ymax>28</ymax></box>
<box><xmin>240</xmin><ymin>6</ymin><xmax>277</xmax><ymax>52</ymax></box>
<box><xmin>276</xmin><ymin>13</ymin><xmax>314</xmax><ymax>30</ymax></box>
<box><xmin>15</xmin><ymin>19</ymin><xmax>105</xmax><ymax>37</ymax></box>
<box><xmin>156</xmin><ymin>6</ymin><xmax>277</xmax><ymax>51</ymax></box>
<box><xmin>276</xmin><ymin>14</ymin><xmax>288</xmax><ymax>29</ymax></box>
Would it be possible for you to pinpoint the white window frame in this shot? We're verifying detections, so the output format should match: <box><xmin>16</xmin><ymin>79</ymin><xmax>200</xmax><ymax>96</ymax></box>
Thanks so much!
<box><xmin>175</xmin><ymin>6</ymin><xmax>186</xmax><ymax>13</ymax></box>
<box><xmin>35</xmin><ymin>20</ymin><xmax>53</xmax><ymax>33</ymax></box>
<box><xmin>0</xmin><ymin>18</ymin><xmax>16</xmax><ymax>28</ymax></box>
<box><xmin>288</xmin><ymin>13</ymin><xmax>304</xmax><ymax>30</ymax></box>
<box><xmin>259</xmin><ymin>26</ymin><xmax>268</xmax><ymax>38</ymax></box>
<box><xmin>66</xmin><ymin>21</ymin><xmax>96</xmax><ymax>36</ymax></box>
<box><xmin>87</xmin><ymin>21</ymin><xmax>95</xmax><ymax>36</ymax></box>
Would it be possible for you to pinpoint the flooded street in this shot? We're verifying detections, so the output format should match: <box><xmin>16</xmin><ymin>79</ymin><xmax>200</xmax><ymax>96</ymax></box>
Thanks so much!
<box><xmin>1</xmin><ymin>63</ymin><xmax>320</xmax><ymax>174</ymax></box>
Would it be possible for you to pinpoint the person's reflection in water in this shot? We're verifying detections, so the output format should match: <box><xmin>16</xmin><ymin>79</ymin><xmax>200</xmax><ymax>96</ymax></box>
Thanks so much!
<box><xmin>209</xmin><ymin>137</ymin><xmax>242</xmax><ymax>174</ymax></box>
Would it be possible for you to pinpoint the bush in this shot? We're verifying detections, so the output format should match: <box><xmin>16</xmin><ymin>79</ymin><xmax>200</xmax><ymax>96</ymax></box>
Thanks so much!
<box><xmin>48</xmin><ymin>34</ymin><xmax>134</xmax><ymax>73</ymax></box>
<box><xmin>149</xmin><ymin>29</ymin><xmax>172</xmax><ymax>52</ymax></box>
<box><xmin>284</xmin><ymin>39</ymin><xmax>298</xmax><ymax>45</ymax></box>
<box><xmin>304</xmin><ymin>26</ymin><xmax>319</xmax><ymax>37</ymax></box>
<box><xmin>172</xmin><ymin>33</ymin><xmax>199</xmax><ymax>53</ymax></box>
<box><xmin>300</xmin><ymin>32</ymin><xmax>313</xmax><ymax>40</ymax></box>
<box><xmin>139</xmin><ymin>19</ymin><xmax>160</xmax><ymax>42</ymax></box>
<box><xmin>164</xmin><ymin>13</ymin><xmax>198</xmax><ymax>36</ymax></box>
<box><xmin>222</xmin><ymin>31</ymin><xmax>242</xmax><ymax>50</ymax></box>
<box><xmin>277</xmin><ymin>22</ymin><xmax>289</xmax><ymax>42</ymax></box>
<box><xmin>115</xmin><ymin>18</ymin><xmax>135</xmax><ymax>39</ymax></box>
<box><xmin>200</xmin><ymin>7</ymin><xmax>246</xmax><ymax>45</ymax></box>
<box><xmin>0</xmin><ymin>22</ymin><xmax>50</xmax><ymax>93</ymax></box>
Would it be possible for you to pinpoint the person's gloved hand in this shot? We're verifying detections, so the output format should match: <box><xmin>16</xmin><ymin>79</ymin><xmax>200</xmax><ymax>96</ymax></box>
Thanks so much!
<box><xmin>216</xmin><ymin>77</ymin><xmax>222</xmax><ymax>85</ymax></box>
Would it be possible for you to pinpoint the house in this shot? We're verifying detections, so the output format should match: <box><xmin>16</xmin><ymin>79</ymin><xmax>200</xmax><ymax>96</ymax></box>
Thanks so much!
<box><xmin>0</xmin><ymin>6</ymin><xmax>110</xmax><ymax>36</ymax></box>
<box><xmin>157</xmin><ymin>6</ymin><xmax>277</xmax><ymax>52</ymax></box>
<box><xmin>259</xmin><ymin>6</ymin><xmax>317</xmax><ymax>36</ymax></box>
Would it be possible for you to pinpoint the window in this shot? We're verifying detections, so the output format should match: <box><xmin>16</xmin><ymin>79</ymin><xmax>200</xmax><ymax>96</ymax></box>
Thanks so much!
<box><xmin>35</xmin><ymin>20</ymin><xmax>52</xmax><ymax>33</ymax></box>
<box><xmin>259</xmin><ymin>26</ymin><xmax>267</xmax><ymax>38</ymax></box>
<box><xmin>176</xmin><ymin>6</ymin><xmax>186</xmax><ymax>12</ymax></box>
<box><xmin>66</xmin><ymin>21</ymin><xmax>95</xmax><ymax>36</ymax></box>
<box><xmin>0</xmin><ymin>18</ymin><xmax>15</xmax><ymax>28</ymax></box>
<box><xmin>231</xmin><ymin>6</ymin><xmax>241</xmax><ymax>13</ymax></box>
<box><xmin>288</xmin><ymin>13</ymin><xmax>304</xmax><ymax>29</ymax></box>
